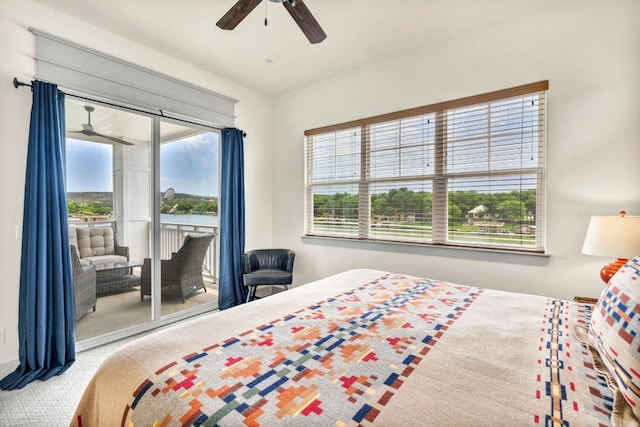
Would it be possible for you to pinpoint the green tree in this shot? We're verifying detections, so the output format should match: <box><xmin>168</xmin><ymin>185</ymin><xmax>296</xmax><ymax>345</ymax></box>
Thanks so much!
<box><xmin>67</xmin><ymin>201</ymin><xmax>79</xmax><ymax>213</ymax></box>
<box><xmin>523</xmin><ymin>190</ymin><xmax>537</xmax><ymax>221</ymax></box>
<box><xmin>387</xmin><ymin>188</ymin><xmax>411</xmax><ymax>220</ymax></box>
<box><xmin>333</xmin><ymin>192</ymin><xmax>358</xmax><ymax>219</ymax></box>
<box><xmin>176</xmin><ymin>201</ymin><xmax>194</xmax><ymax>213</ymax></box>
<box><xmin>448</xmin><ymin>203</ymin><xmax>462</xmax><ymax>222</ymax></box>
<box><xmin>313</xmin><ymin>194</ymin><xmax>330</xmax><ymax>217</ymax></box>
<box><xmin>204</xmin><ymin>201</ymin><xmax>218</xmax><ymax>214</ymax></box>
<box><xmin>497</xmin><ymin>200</ymin><xmax>526</xmax><ymax>222</ymax></box>
<box><xmin>449</xmin><ymin>190</ymin><xmax>482</xmax><ymax>218</ymax></box>
<box><xmin>314</xmin><ymin>187</ymin><xmax>536</xmax><ymax>226</ymax></box>
<box><xmin>372</xmin><ymin>192</ymin><xmax>391</xmax><ymax>217</ymax></box>
<box><xmin>417</xmin><ymin>191</ymin><xmax>432</xmax><ymax>221</ymax></box>
<box><xmin>92</xmin><ymin>204</ymin><xmax>112</xmax><ymax>215</ymax></box>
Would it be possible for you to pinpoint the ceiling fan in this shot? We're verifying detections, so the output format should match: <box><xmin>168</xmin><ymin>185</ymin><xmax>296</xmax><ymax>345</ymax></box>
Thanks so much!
<box><xmin>68</xmin><ymin>105</ymin><xmax>133</xmax><ymax>146</ymax></box>
<box><xmin>217</xmin><ymin>0</ymin><xmax>326</xmax><ymax>44</ymax></box>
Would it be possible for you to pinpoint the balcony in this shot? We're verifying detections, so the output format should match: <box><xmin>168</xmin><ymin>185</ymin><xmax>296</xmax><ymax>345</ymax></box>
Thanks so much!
<box><xmin>73</xmin><ymin>219</ymin><xmax>219</xmax><ymax>341</ymax></box>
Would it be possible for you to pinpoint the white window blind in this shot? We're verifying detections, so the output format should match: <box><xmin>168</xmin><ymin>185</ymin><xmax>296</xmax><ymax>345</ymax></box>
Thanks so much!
<box><xmin>305</xmin><ymin>129</ymin><xmax>361</xmax><ymax>237</ymax></box>
<box><xmin>305</xmin><ymin>81</ymin><xmax>548</xmax><ymax>252</ymax></box>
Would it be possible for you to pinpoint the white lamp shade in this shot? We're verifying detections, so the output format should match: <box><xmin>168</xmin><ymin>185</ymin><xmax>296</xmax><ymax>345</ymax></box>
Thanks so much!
<box><xmin>582</xmin><ymin>215</ymin><xmax>640</xmax><ymax>258</ymax></box>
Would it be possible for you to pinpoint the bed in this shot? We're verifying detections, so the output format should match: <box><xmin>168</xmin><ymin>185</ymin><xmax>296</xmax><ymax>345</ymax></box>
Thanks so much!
<box><xmin>71</xmin><ymin>267</ymin><xmax>640</xmax><ymax>426</ymax></box>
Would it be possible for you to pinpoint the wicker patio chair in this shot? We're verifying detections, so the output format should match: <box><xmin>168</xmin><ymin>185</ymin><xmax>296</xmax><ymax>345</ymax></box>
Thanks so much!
<box><xmin>69</xmin><ymin>225</ymin><xmax>130</xmax><ymax>266</ymax></box>
<box><xmin>71</xmin><ymin>245</ymin><xmax>97</xmax><ymax>321</ymax></box>
<box><xmin>140</xmin><ymin>233</ymin><xmax>214</xmax><ymax>303</ymax></box>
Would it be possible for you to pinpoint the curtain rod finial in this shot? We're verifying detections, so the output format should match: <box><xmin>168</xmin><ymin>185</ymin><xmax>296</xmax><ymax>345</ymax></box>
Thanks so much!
<box><xmin>13</xmin><ymin>77</ymin><xmax>32</xmax><ymax>89</ymax></box>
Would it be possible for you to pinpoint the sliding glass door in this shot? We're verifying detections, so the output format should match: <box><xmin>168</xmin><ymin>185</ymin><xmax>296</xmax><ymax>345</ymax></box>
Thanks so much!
<box><xmin>66</xmin><ymin>98</ymin><xmax>220</xmax><ymax>343</ymax></box>
<box><xmin>157</xmin><ymin>120</ymin><xmax>219</xmax><ymax>317</ymax></box>
<box><xmin>66</xmin><ymin>98</ymin><xmax>152</xmax><ymax>340</ymax></box>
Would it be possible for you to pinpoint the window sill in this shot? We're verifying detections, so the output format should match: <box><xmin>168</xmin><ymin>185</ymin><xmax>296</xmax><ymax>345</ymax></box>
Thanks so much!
<box><xmin>301</xmin><ymin>235</ymin><xmax>550</xmax><ymax>266</ymax></box>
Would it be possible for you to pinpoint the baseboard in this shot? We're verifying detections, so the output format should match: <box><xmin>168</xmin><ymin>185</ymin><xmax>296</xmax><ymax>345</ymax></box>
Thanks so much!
<box><xmin>0</xmin><ymin>358</ymin><xmax>19</xmax><ymax>379</ymax></box>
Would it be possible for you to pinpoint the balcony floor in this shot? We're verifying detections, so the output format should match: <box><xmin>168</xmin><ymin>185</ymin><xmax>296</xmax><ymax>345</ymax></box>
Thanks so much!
<box><xmin>76</xmin><ymin>279</ymin><xmax>218</xmax><ymax>341</ymax></box>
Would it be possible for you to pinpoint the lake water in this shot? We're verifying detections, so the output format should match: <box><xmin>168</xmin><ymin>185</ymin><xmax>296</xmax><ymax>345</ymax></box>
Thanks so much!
<box><xmin>161</xmin><ymin>214</ymin><xmax>219</xmax><ymax>226</ymax></box>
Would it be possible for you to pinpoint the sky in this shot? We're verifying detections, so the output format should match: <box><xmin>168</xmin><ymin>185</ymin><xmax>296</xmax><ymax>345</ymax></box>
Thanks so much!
<box><xmin>66</xmin><ymin>139</ymin><xmax>112</xmax><ymax>192</ymax></box>
<box><xmin>160</xmin><ymin>132</ymin><xmax>219</xmax><ymax>197</ymax></box>
<box><xmin>66</xmin><ymin>132</ymin><xmax>219</xmax><ymax>196</ymax></box>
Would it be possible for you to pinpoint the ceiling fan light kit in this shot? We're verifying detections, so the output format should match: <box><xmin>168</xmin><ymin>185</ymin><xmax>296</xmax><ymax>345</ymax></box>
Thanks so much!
<box><xmin>217</xmin><ymin>0</ymin><xmax>326</xmax><ymax>44</ymax></box>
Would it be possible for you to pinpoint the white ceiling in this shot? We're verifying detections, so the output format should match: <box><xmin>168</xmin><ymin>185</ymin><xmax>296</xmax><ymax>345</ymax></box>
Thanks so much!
<box><xmin>34</xmin><ymin>0</ymin><xmax>558</xmax><ymax>96</ymax></box>
<box><xmin>65</xmin><ymin>97</ymin><xmax>200</xmax><ymax>144</ymax></box>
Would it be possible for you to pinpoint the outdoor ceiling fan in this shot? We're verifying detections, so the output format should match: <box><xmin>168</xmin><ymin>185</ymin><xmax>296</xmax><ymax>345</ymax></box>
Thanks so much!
<box><xmin>68</xmin><ymin>105</ymin><xmax>133</xmax><ymax>146</ymax></box>
<box><xmin>216</xmin><ymin>0</ymin><xmax>326</xmax><ymax>44</ymax></box>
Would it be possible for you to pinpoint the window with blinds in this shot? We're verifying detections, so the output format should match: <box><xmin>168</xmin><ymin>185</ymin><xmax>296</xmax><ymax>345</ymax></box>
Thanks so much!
<box><xmin>304</xmin><ymin>81</ymin><xmax>547</xmax><ymax>252</ymax></box>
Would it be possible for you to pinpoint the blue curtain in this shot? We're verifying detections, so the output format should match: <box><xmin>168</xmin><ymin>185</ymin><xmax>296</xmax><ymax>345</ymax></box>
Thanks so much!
<box><xmin>218</xmin><ymin>128</ymin><xmax>246</xmax><ymax>309</ymax></box>
<box><xmin>0</xmin><ymin>81</ymin><xmax>75</xmax><ymax>390</ymax></box>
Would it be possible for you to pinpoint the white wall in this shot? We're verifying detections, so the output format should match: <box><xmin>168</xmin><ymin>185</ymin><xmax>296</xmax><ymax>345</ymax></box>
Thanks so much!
<box><xmin>0</xmin><ymin>0</ymin><xmax>274</xmax><ymax>376</ymax></box>
<box><xmin>272</xmin><ymin>1</ymin><xmax>640</xmax><ymax>299</ymax></box>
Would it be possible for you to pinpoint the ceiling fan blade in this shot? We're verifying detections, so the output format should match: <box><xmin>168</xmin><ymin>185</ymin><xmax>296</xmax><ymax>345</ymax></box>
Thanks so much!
<box><xmin>216</xmin><ymin>0</ymin><xmax>264</xmax><ymax>30</ymax></box>
<box><xmin>94</xmin><ymin>132</ymin><xmax>134</xmax><ymax>146</ymax></box>
<box><xmin>282</xmin><ymin>0</ymin><xmax>326</xmax><ymax>44</ymax></box>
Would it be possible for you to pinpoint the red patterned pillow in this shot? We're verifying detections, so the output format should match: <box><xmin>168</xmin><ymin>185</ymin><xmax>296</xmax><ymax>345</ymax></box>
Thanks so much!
<box><xmin>589</xmin><ymin>256</ymin><xmax>640</xmax><ymax>424</ymax></box>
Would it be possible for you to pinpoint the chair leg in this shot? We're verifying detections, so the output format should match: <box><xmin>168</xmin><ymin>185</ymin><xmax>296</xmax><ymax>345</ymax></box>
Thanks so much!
<box><xmin>246</xmin><ymin>286</ymin><xmax>260</xmax><ymax>303</ymax></box>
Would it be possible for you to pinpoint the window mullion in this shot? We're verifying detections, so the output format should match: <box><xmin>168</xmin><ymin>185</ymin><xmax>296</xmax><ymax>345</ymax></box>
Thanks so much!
<box><xmin>432</xmin><ymin>111</ymin><xmax>447</xmax><ymax>243</ymax></box>
<box><xmin>304</xmin><ymin>135</ymin><xmax>319</xmax><ymax>236</ymax></box>
<box><xmin>359</xmin><ymin>125</ymin><xmax>370</xmax><ymax>238</ymax></box>
<box><xmin>535</xmin><ymin>93</ymin><xmax>546</xmax><ymax>250</ymax></box>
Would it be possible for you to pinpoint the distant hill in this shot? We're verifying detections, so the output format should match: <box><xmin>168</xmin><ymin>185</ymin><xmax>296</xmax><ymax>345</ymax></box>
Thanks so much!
<box><xmin>67</xmin><ymin>192</ymin><xmax>113</xmax><ymax>205</ymax></box>
<box><xmin>172</xmin><ymin>193</ymin><xmax>218</xmax><ymax>203</ymax></box>
<box><xmin>67</xmin><ymin>192</ymin><xmax>217</xmax><ymax>205</ymax></box>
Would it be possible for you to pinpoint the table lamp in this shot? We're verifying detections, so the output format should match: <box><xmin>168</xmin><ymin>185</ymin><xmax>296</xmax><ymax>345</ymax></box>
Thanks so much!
<box><xmin>582</xmin><ymin>210</ymin><xmax>640</xmax><ymax>284</ymax></box>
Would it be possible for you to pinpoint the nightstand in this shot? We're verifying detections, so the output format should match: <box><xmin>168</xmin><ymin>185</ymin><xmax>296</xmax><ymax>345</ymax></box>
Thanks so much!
<box><xmin>573</xmin><ymin>296</ymin><xmax>598</xmax><ymax>305</ymax></box>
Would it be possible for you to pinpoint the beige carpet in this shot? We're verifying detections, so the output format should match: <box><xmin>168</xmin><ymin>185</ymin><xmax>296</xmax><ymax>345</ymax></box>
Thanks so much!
<box><xmin>1</xmin><ymin>279</ymin><xmax>218</xmax><ymax>425</ymax></box>
<box><xmin>76</xmin><ymin>284</ymin><xmax>218</xmax><ymax>341</ymax></box>
<box><xmin>0</xmin><ymin>313</ymin><xmax>213</xmax><ymax>426</ymax></box>
<box><xmin>0</xmin><ymin>336</ymin><xmax>136</xmax><ymax>426</ymax></box>
<box><xmin>0</xmin><ymin>286</ymin><xmax>285</xmax><ymax>425</ymax></box>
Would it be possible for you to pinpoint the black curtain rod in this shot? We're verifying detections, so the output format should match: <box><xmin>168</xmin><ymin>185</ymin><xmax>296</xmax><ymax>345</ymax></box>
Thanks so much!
<box><xmin>12</xmin><ymin>77</ymin><xmax>246</xmax><ymax>137</ymax></box>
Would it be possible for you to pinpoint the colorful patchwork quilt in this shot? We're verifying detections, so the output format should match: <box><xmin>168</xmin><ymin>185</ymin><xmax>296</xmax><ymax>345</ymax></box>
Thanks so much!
<box><xmin>72</xmin><ymin>269</ymin><xmax>616</xmax><ymax>426</ymax></box>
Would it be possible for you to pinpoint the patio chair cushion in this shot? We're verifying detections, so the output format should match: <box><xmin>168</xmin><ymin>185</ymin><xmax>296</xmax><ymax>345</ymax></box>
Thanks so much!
<box><xmin>69</xmin><ymin>226</ymin><xmax>129</xmax><ymax>266</ymax></box>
